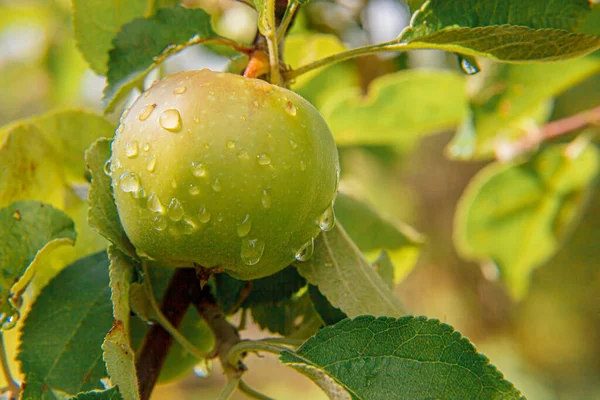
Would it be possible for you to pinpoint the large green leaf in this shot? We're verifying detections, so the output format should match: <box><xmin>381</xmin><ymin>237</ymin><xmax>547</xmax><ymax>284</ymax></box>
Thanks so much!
<box><xmin>284</xmin><ymin>33</ymin><xmax>360</xmax><ymax>109</ymax></box>
<box><xmin>103</xmin><ymin>6</ymin><xmax>226</xmax><ymax>112</ymax></box>
<box><xmin>448</xmin><ymin>57</ymin><xmax>600</xmax><ymax>160</ymax></box>
<box><xmin>335</xmin><ymin>193</ymin><xmax>424</xmax><ymax>283</ymax></box>
<box><xmin>86</xmin><ymin>138</ymin><xmax>136</xmax><ymax>258</ymax></box>
<box><xmin>72</xmin><ymin>0</ymin><xmax>152</xmax><ymax>75</ymax></box>
<box><xmin>295</xmin><ymin>223</ymin><xmax>405</xmax><ymax>318</ymax></box>
<box><xmin>0</xmin><ymin>201</ymin><xmax>76</xmax><ymax>326</ymax></box>
<box><xmin>393</xmin><ymin>0</ymin><xmax>600</xmax><ymax>62</ymax></box>
<box><xmin>18</xmin><ymin>251</ymin><xmax>113</xmax><ymax>399</ymax></box>
<box><xmin>280</xmin><ymin>315</ymin><xmax>524</xmax><ymax>400</ymax></box>
<box><xmin>455</xmin><ymin>144</ymin><xmax>600</xmax><ymax>299</ymax></box>
<box><xmin>320</xmin><ymin>70</ymin><xmax>467</xmax><ymax>147</ymax></box>
<box><xmin>102</xmin><ymin>247</ymin><xmax>140</xmax><ymax>400</ymax></box>
<box><xmin>250</xmin><ymin>290</ymin><xmax>318</xmax><ymax>337</ymax></box>
<box><xmin>0</xmin><ymin>110</ymin><xmax>115</xmax><ymax>208</ymax></box>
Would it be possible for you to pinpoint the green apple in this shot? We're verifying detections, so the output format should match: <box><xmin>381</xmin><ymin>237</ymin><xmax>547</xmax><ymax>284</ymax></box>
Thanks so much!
<box><xmin>110</xmin><ymin>69</ymin><xmax>339</xmax><ymax>279</ymax></box>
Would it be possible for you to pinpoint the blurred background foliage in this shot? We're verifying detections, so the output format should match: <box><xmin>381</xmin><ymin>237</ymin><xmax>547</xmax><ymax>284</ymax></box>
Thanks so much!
<box><xmin>1</xmin><ymin>0</ymin><xmax>599</xmax><ymax>398</ymax></box>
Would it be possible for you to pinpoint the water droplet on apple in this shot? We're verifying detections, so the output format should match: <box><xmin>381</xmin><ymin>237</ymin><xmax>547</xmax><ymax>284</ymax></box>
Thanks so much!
<box><xmin>191</xmin><ymin>162</ymin><xmax>206</xmax><ymax>177</ymax></box>
<box><xmin>295</xmin><ymin>238</ymin><xmax>314</xmax><ymax>262</ymax></box>
<box><xmin>226</xmin><ymin>140</ymin><xmax>236</xmax><ymax>149</ymax></box>
<box><xmin>146</xmin><ymin>155</ymin><xmax>157</xmax><ymax>172</ymax></box>
<box><xmin>256</xmin><ymin>153</ymin><xmax>271</xmax><ymax>166</ymax></box>
<box><xmin>261</xmin><ymin>189</ymin><xmax>271</xmax><ymax>209</ymax></box>
<box><xmin>119</xmin><ymin>172</ymin><xmax>140</xmax><ymax>193</ymax></box>
<box><xmin>236</xmin><ymin>150</ymin><xmax>250</xmax><ymax>160</ymax></box>
<box><xmin>212</xmin><ymin>178</ymin><xmax>222</xmax><ymax>192</ymax></box>
<box><xmin>138</xmin><ymin>104</ymin><xmax>156</xmax><ymax>121</ymax></box>
<box><xmin>285</xmin><ymin>101</ymin><xmax>297</xmax><ymax>116</ymax></box>
<box><xmin>153</xmin><ymin>214</ymin><xmax>167</xmax><ymax>231</ymax></box>
<box><xmin>159</xmin><ymin>109</ymin><xmax>182</xmax><ymax>132</ymax></box>
<box><xmin>167</xmin><ymin>198</ymin><xmax>184</xmax><ymax>221</ymax></box>
<box><xmin>316</xmin><ymin>203</ymin><xmax>335</xmax><ymax>231</ymax></box>
<box><xmin>173</xmin><ymin>85</ymin><xmax>187</xmax><ymax>94</ymax></box>
<box><xmin>198</xmin><ymin>206</ymin><xmax>211</xmax><ymax>223</ymax></box>
<box><xmin>147</xmin><ymin>192</ymin><xmax>165</xmax><ymax>213</ymax></box>
<box><xmin>189</xmin><ymin>185</ymin><xmax>200</xmax><ymax>196</ymax></box>
<box><xmin>241</xmin><ymin>238</ymin><xmax>265</xmax><ymax>265</ymax></box>
<box><xmin>237</xmin><ymin>214</ymin><xmax>252</xmax><ymax>237</ymax></box>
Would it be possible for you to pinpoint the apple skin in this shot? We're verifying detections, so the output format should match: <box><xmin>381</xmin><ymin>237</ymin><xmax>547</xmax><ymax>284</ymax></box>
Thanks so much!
<box><xmin>110</xmin><ymin>69</ymin><xmax>339</xmax><ymax>279</ymax></box>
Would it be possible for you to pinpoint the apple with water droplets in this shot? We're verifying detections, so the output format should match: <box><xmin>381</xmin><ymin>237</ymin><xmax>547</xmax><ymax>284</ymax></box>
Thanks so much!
<box><xmin>110</xmin><ymin>69</ymin><xmax>339</xmax><ymax>279</ymax></box>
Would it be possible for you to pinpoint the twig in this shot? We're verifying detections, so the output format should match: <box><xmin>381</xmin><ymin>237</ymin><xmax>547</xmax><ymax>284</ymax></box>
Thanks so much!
<box><xmin>264</xmin><ymin>0</ymin><xmax>282</xmax><ymax>85</ymax></box>
<box><xmin>0</xmin><ymin>334</ymin><xmax>19</xmax><ymax>399</ymax></box>
<box><xmin>239</xmin><ymin>380</ymin><xmax>276</xmax><ymax>400</ymax></box>
<box><xmin>190</xmin><ymin>283</ymin><xmax>244</xmax><ymax>374</ymax></box>
<box><xmin>135</xmin><ymin>268</ymin><xmax>196</xmax><ymax>400</ymax></box>
<box><xmin>495</xmin><ymin>105</ymin><xmax>600</xmax><ymax>161</ymax></box>
<box><xmin>227</xmin><ymin>341</ymin><xmax>290</xmax><ymax>367</ymax></box>
<box><xmin>276</xmin><ymin>0</ymin><xmax>300</xmax><ymax>42</ymax></box>
<box><xmin>218</xmin><ymin>376</ymin><xmax>241</xmax><ymax>400</ymax></box>
<box><xmin>141</xmin><ymin>262</ymin><xmax>208</xmax><ymax>360</ymax></box>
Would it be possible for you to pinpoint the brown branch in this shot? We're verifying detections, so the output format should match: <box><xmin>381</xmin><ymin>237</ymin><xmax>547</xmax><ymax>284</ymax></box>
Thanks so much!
<box><xmin>135</xmin><ymin>268</ymin><xmax>195</xmax><ymax>400</ymax></box>
<box><xmin>190</xmin><ymin>280</ymin><xmax>244</xmax><ymax>376</ymax></box>
<box><xmin>495</xmin><ymin>105</ymin><xmax>600</xmax><ymax>161</ymax></box>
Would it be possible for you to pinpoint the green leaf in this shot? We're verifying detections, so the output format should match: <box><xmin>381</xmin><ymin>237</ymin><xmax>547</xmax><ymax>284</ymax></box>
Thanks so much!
<box><xmin>251</xmin><ymin>290</ymin><xmax>318</xmax><ymax>336</ymax></box>
<box><xmin>295</xmin><ymin>223</ymin><xmax>405</xmax><ymax>318</ymax></box>
<box><xmin>320</xmin><ymin>70</ymin><xmax>467</xmax><ymax>147</ymax></box>
<box><xmin>455</xmin><ymin>144</ymin><xmax>600</xmax><ymax>299</ymax></box>
<box><xmin>284</xmin><ymin>33</ymin><xmax>360</xmax><ymax>109</ymax></box>
<box><xmin>103</xmin><ymin>6</ymin><xmax>225</xmax><ymax>112</ymax></box>
<box><xmin>72</xmin><ymin>0</ymin><xmax>152</xmax><ymax>75</ymax></box>
<box><xmin>30</xmin><ymin>110</ymin><xmax>117</xmax><ymax>183</ymax></box>
<box><xmin>395</xmin><ymin>0</ymin><xmax>600</xmax><ymax>62</ymax></box>
<box><xmin>71</xmin><ymin>388</ymin><xmax>122</xmax><ymax>400</ymax></box>
<box><xmin>373</xmin><ymin>251</ymin><xmax>394</xmax><ymax>290</ymax></box>
<box><xmin>280</xmin><ymin>315</ymin><xmax>524</xmax><ymax>400</ymax></box>
<box><xmin>0</xmin><ymin>110</ymin><xmax>115</xmax><ymax>208</ymax></box>
<box><xmin>102</xmin><ymin>247</ymin><xmax>140</xmax><ymax>400</ymax></box>
<box><xmin>18</xmin><ymin>251</ymin><xmax>113</xmax><ymax>398</ymax></box>
<box><xmin>448</xmin><ymin>57</ymin><xmax>600</xmax><ymax>160</ymax></box>
<box><xmin>213</xmin><ymin>266</ymin><xmax>306</xmax><ymax>314</ymax></box>
<box><xmin>335</xmin><ymin>193</ymin><xmax>424</xmax><ymax>284</ymax></box>
<box><xmin>307</xmin><ymin>285</ymin><xmax>346</xmax><ymax>326</ymax></box>
<box><xmin>86</xmin><ymin>138</ymin><xmax>136</xmax><ymax>258</ymax></box>
<box><xmin>0</xmin><ymin>201</ymin><xmax>76</xmax><ymax>325</ymax></box>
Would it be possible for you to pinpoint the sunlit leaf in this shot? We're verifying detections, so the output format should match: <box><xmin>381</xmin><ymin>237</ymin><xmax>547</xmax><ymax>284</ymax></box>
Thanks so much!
<box><xmin>335</xmin><ymin>193</ymin><xmax>424</xmax><ymax>283</ymax></box>
<box><xmin>448</xmin><ymin>57</ymin><xmax>600</xmax><ymax>159</ymax></box>
<box><xmin>71</xmin><ymin>388</ymin><xmax>122</xmax><ymax>400</ymax></box>
<box><xmin>72</xmin><ymin>0</ymin><xmax>152</xmax><ymax>75</ymax></box>
<box><xmin>295</xmin><ymin>223</ymin><xmax>405</xmax><ymax>318</ymax></box>
<box><xmin>455</xmin><ymin>144</ymin><xmax>600</xmax><ymax>298</ymax></box>
<box><xmin>280</xmin><ymin>315</ymin><xmax>524</xmax><ymax>400</ymax></box>
<box><xmin>320</xmin><ymin>70</ymin><xmax>467</xmax><ymax>147</ymax></box>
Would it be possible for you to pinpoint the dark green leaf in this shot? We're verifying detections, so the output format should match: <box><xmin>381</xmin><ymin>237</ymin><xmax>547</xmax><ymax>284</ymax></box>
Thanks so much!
<box><xmin>280</xmin><ymin>315</ymin><xmax>524</xmax><ymax>400</ymax></box>
<box><xmin>214</xmin><ymin>266</ymin><xmax>306</xmax><ymax>314</ymax></box>
<box><xmin>394</xmin><ymin>0</ymin><xmax>600</xmax><ymax>62</ymax></box>
<box><xmin>86</xmin><ymin>138</ymin><xmax>136</xmax><ymax>258</ymax></box>
<box><xmin>18</xmin><ymin>251</ymin><xmax>113</xmax><ymax>398</ymax></box>
<box><xmin>103</xmin><ymin>6</ymin><xmax>225</xmax><ymax>112</ymax></box>
<box><xmin>335</xmin><ymin>193</ymin><xmax>423</xmax><ymax>283</ymax></box>
<box><xmin>251</xmin><ymin>291</ymin><xmax>317</xmax><ymax>337</ymax></box>
<box><xmin>0</xmin><ymin>201</ymin><xmax>75</xmax><ymax>325</ymax></box>
<box><xmin>295</xmin><ymin>223</ymin><xmax>405</xmax><ymax>318</ymax></box>
<box><xmin>308</xmin><ymin>285</ymin><xmax>346</xmax><ymax>326</ymax></box>
<box><xmin>71</xmin><ymin>388</ymin><xmax>122</xmax><ymax>400</ymax></box>
<box><xmin>455</xmin><ymin>144</ymin><xmax>600</xmax><ymax>298</ymax></box>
